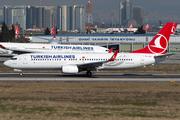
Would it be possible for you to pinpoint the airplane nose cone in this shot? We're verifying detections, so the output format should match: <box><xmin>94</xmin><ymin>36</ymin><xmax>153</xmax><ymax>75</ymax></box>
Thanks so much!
<box><xmin>3</xmin><ymin>60</ymin><xmax>10</xmax><ymax>67</ymax></box>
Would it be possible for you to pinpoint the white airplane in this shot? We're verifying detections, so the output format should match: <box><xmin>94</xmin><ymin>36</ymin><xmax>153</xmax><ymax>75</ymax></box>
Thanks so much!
<box><xmin>4</xmin><ymin>22</ymin><xmax>174</xmax><ymax>76</ymax></box>
<box><xmin>106</xmin><ymin>24</ymin><xmax>133</xmax><ymax>33</ymax></box>
<box><xmin>126</xmin><ymin>24</ymin><xmax>137</xmax><ymax>33</ymax></box>
<box><xmin>0</xmin><ymin>27</ymin><xmax>109</xmax><ymax>56</ymax></box>
<box><xmin>0</xmin><ymin>43</ymin><xmax>109</xmax><ymax>55</ymax></box>
<box><xmin>106</xmin><ymin>28</ymin><xmax>121</xmax><ymax>33</ymax></box>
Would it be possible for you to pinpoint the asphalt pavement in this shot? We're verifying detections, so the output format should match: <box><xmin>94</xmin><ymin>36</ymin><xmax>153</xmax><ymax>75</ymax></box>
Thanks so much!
<box><xmin>0</xmin><ymin>73</ymin><xmax>179</xmax><ymax>82</ymax></box>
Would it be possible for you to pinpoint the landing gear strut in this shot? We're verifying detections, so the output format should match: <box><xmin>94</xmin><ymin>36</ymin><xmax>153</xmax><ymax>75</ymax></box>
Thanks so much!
<box><xmin>19</xmin><ymin>72</ymin><xmax>23</xmax><ymax>76</ymax></box>
<box><xmin>86</xmin><ymin>71</ymin><xmax>92</xmax><ymax>77</ymax></box>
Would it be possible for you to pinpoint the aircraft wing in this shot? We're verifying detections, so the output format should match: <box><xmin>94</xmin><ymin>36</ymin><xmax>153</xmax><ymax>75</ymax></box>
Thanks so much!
<box><xmin>77</xmin><ymin>50</ymin><xmax>119</xmax><ymax>71</ymax></box>
<box><xmin>78</xmin><ymin>61</ymin><xmax>106</xmax><ymax>71</ymax></box>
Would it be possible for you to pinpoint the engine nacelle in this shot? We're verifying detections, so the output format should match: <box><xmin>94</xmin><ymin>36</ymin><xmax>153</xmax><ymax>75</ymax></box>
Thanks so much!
<box><xmin>62</xmin><ymin>65</ymin><xmax>79</xmax><ymax>74</ymax></box>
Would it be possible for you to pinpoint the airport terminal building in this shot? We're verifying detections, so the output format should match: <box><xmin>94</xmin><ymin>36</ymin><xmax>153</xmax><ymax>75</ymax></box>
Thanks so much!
<box><xmin>31</xmin><ymin>34</ymin><xmax>180</xmax><ymax>52</ymax></box>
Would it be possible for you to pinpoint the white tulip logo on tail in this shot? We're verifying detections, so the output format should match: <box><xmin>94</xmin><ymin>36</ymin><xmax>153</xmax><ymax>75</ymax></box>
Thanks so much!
<box><xmin>148</xmin><ymin>34</ymin><xmax>167</xmax><ymax>54</ymax></box>
<box><xmin>15</xmin><ymin>27</ymin><xmax>20</xmax><ymax>36</ymax></box>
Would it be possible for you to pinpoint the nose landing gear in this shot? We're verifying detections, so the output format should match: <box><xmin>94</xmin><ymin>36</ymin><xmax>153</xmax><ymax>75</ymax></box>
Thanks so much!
<box><xmin>86</xmin><ymin>71</ymin><xmax>92</xmax><ymax>77</ymax></box>
<box><xmin>19</xmin><ymin>72</ymin><xmax>23</xmax><ymax>76</ymax></box>
<box><xmin>13</xmin><ymin>69</ymin><xmax>23</xmax><ymax>76</ymax></box>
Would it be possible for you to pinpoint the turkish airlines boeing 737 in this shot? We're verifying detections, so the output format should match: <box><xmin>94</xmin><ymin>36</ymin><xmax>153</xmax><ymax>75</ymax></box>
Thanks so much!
<box><xmin>0</xmin><ymin>28</ymin><xmax>109</xmax><ymax>56</ymax></box>
<box><xmin>4</xmin><ymin>22</ymin><xmax>174</xmax><ymax>76</ymax></box>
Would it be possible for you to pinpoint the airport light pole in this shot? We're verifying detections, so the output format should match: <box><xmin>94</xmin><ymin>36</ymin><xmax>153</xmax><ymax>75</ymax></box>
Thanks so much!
<box><xmin>23</xmin><ymin>8</ymin><xmax>25</xmax><ymax>37</ymax></box>
<box><xmin>111</xmin><ymin>12</ymin><xmax>115</xmax><ymax>33</ymax></box>
<box><xmin>145</xmin><ymin>12</ymin><xmax>148</xmax><ymax>25</ymax></box>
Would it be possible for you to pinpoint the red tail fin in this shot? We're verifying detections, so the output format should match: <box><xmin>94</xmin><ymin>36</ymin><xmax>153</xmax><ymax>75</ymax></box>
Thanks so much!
<box><xmin>51</xmin><ymin>27</ymin><xmax>54</xmax><ymax>35</ymax></box>
<box><xmin>170</xmin><ymin>23</ymin><xmax>178</xmax><ymax>35</ymax></box>
<box><xmin>143</xmin><ymin>24</ymin><xmax>149</xmax><ymax>31</ymax></box>
<box><xmin>15</xmin><ymin>27</ymin><xmax>20</xmax><ymax>36</ymax></box>
<box><xmin>129</xmin><ymin>24</ymin><xmax>133</xmax><ymax>28</ymax></box>
<box><xmin>130</xmin><ymin>22</ymin><xmax>174</xmax><ymax>54</ymax></box>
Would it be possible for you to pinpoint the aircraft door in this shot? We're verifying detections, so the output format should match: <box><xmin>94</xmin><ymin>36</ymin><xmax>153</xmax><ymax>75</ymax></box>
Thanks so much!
<box><xmin>140</xmin><ymin>55</ymin><xmax>144</xmax><ymax>64</ymax></box>
<box><xmin>23</xmin><ymin>56</ymin><xmax>28</xmax><ymax>64</ymax></box>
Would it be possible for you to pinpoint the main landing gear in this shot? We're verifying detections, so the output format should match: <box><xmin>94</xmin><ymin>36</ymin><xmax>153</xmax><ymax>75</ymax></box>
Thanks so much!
<box><xmin>19</xmin><ymin>72</ymin><xmax>23</xmax><ymax>76</ymax></box>
<box><xmin>13</xmin><ymin>69</ymin><xmax>23</xmax><ymax>76</ymax></box>
<box><xmin>86</xmin><ymin>71</ymin><xmax>92</xmax><ymax>77</ymax></box>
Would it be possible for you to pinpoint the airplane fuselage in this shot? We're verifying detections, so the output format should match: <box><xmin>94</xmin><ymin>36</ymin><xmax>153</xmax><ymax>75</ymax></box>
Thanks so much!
<box><xmin>126</xmin><ymin>28</ymin><xmax>138</xmax><ymax>33</ymax></box>
<box><xmin>4</xmin><ymin>52</ymin><xmax>166</xmax><ymax>72</ymax></box>
<box><xmin>0</xmin><ymin>42</ymin><xmax>109</xmax><ymax>54</ymax></box>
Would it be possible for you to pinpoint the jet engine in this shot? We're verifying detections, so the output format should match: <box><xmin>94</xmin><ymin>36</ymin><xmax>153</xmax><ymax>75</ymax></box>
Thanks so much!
<box><xmin>62</xmin><ymin>65</ymin><xmax>79</xmax><ymax>74</ymax></box>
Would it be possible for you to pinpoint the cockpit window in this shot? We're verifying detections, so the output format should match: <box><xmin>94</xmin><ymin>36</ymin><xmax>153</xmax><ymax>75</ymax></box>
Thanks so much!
<box><xmin>11</xmin><ymin>58</ymin><xmax>17</xmax><ymax>60</ymax></box>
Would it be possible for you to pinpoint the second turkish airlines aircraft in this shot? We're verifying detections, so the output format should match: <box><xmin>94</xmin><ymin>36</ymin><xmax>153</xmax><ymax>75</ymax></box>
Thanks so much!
<box><xmin>4</xmin><ymin>22</ymin><xmax>174</xmax><ymax>76</ymax></box>
<box><xmin>0</xmin><ymin>43</ymin><xmax>109</xmax><ymax>55</ymax></box>
<box><xmin>0</xmin><ymin>27</ymin><xmax>109</xmax><ymax>55</ymax></box>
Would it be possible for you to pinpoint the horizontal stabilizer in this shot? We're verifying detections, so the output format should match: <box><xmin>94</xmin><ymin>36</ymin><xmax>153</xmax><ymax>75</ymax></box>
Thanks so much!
<box><xmin>154</xmin><ymin>53</ymin><xmax>174</xmax><ymax>58</ymax></box>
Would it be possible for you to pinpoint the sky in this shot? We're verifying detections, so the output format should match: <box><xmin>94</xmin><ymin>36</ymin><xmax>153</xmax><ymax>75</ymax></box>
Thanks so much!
<box><xmin>1</xmin><ymin>0</ymin><xmax>180</xmax><ymax>23</ymax></box>
<box><xmin>0</xmin><ymin>0</ymin><xmax>180</xmax><ymax>15</ymax></box>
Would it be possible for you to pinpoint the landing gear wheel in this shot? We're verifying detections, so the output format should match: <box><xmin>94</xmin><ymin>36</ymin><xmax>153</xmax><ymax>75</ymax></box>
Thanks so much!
<box><xmin>19</xmin><ymin>73</ymin><xmax>23</xmax><ymax>76</ymax></box>
<box><xmin>86</xmin><ymin>71</ymin><xmax>92</xmax><ymax>77</ymax></box>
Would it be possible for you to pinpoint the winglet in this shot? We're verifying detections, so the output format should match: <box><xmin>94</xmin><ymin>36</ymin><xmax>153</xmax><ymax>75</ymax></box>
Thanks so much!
<box><xmin>108</xmin><ymin>47</ymin><xmax>113</xmax><ymax>53</ymax></box>
<box><xmin>108</xmin><ymin>49</ymin><xmax>119</xmax><ymax>61</ymax></box>
<box><xmin>0</xmin><ymin>44</ymin><xmax>6</xmax><ymax>49</ymax></box>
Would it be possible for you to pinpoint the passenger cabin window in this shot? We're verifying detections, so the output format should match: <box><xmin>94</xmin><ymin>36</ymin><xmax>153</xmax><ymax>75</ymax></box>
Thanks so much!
<box><xmin>11</xmin><ymin>58</ymin><xmax>17</xmax><ymax>60</ymax></box>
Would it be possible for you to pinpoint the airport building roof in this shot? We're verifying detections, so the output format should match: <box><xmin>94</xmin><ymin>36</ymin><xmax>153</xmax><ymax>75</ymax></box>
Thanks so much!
<box><xmin>34</xmin><ymin>34</ymin><xmax>156</xmax><ymax>37</ymax></box>
<box><xmin>31</xmin><ymin>34</ymin><xmax>180</xmax><ymax>44</ymax></box>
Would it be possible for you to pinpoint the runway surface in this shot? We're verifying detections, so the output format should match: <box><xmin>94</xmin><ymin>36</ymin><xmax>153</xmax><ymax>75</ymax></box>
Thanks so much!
<box><xmin>0</xmin><ymin>73</ymin><xmax>179</xmax><ymax>82</ymax></box>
